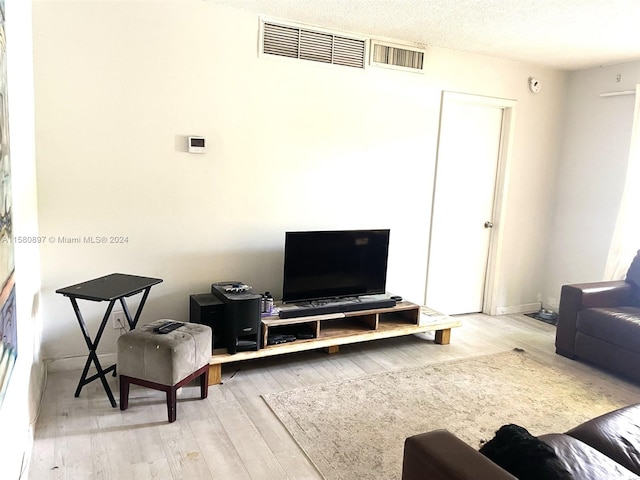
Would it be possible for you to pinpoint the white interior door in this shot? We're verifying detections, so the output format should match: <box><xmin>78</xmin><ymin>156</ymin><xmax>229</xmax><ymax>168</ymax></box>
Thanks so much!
<box><xmin>425</xmin><ymin>93</ymin><xmax>507</xmax><ymax>315</ymax></box>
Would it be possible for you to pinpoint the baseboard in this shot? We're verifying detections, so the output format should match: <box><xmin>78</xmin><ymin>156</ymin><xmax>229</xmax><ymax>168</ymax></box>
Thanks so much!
<box><xmin>46</xmin><ymin>353</ymin><xmax>117</xmax><ymax>372</ymax></box>
<box><xmin>493</xmin><ymin>303</ymin><xmax>541</xmax><ymax>316</ymax></box>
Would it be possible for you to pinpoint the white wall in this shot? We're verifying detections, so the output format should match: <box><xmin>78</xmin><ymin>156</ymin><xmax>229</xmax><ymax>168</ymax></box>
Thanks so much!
<box><xmin>32</xmin><ymin>1</ymin><xmax>567</xmax><ymax>363</ymax></box>
<box><xmin>543</xmin><ymin>61</ymin><xmax>640</xmax><ymax>309</ymax></box>
<box><xmin>0</xmin><ymin>0</ymin><xmax>44</xmax><ymax>477</ymax></box>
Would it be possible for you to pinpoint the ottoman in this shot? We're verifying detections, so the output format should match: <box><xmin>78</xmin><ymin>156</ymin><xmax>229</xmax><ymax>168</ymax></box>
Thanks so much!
<box><xmin>117</xmin><ymin>319</ymin><xmax>212</xmax><ymax>422</ymax></box>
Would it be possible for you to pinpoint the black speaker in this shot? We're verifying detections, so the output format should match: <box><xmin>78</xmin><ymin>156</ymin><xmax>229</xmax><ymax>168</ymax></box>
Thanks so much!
<box><xmin>189</xmin><ymin>293</ymin><xmax>225</xmax><ymax>350</ymax></box>
<box><xmin>211</xmin><ymin>282</ymin><xmax>262</xmax><ymax>354</ymax></box>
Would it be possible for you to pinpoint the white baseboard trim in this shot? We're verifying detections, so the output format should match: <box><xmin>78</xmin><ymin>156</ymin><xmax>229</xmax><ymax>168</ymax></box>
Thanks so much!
<box><xmin>46</xmin><ymin>353</ymin><xmax>117</xmax><ymax>372</ymax></box>
<box><xmin>493</xmin><ymin>303</ymin><xmax>541</xmax><ymax>316</ymax></box>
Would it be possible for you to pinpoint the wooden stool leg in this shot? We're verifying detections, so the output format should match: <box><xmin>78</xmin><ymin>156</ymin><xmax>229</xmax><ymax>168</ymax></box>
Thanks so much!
<box><xmin>167</xmin><ymin>387</ymin><xmax>177</xmax><ymax>423</ymax></box>
<box><xmin>119</xmin><ymin>376</ymin><xmax>130</xmax><ymax>411</ymax></box>
<box><xmin>121</xmin><ymin>365</ymin><xmax>210</xmax><ymax>422</ymax></box>
<box><xmin>200</xmin><ymin>368</ymin><xmax>209</xmax><ymax>399</ymax></box>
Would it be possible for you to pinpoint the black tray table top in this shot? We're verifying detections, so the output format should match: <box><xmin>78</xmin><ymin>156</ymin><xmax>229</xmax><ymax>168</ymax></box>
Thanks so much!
<box><xmin>56</xmin><ymin>273</ymin><xmax>163</xmax><ymax>301</ymax></box>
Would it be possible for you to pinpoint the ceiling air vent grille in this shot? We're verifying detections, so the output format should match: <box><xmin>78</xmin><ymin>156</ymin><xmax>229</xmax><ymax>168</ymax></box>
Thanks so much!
<box><xmin>300</xmin><ymin>30</ymin><xmax>333</xmax><ymax>63</ymax></box>
<box><xmin>334</xmin><ymin>36</ymin><xmax>367</xmax><ymax>68</ymax></box>
<box><xmin>370</xmin><ymin>41</ymin><xmax>425</xmax><ymax>72</ymax></box>
<box><xmin>263</xmin><ymin>23</ymin><xmax>299</xmax><ymax>59</ymax></box>
<box><xmin>262</xmin><ymin>21</ymin><xmax>365</xmax><ymax>69</ymax></box>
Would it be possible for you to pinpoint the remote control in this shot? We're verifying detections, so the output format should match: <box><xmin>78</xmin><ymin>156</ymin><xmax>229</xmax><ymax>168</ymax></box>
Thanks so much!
<box><xmin>154</xmin><ymin>321</ymin><xmax>183</xmax><ymax>334</ymax></box>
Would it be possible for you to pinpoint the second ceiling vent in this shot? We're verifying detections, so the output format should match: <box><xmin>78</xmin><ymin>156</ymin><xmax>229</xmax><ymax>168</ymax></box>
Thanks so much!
<box><xmin>370</xmin><ymin>41</ymin><xmax>425</xmax><ymax>72</ymax></box>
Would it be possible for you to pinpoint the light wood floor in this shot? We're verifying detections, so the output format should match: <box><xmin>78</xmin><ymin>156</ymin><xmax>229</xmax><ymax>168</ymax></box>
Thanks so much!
<box><xmin>27</xmin><ymin>313</ymin><xmax>640</xmax><ymax>479</ymax></box>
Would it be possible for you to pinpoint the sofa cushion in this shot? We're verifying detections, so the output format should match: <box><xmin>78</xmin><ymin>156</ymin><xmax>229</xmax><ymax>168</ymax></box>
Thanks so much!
<box><xmin>539</xmin><ymin>433</ymin><xmax>640</xmax><ymax>480</ymax></box>
<box><xmin>565</xmin><ymin>404</ymin><xmax>640</xmax><ymax>476</ymax></box>
<box><xmin>576</xmin><ymin>307</ymin><xmax>640</xmax><ymax>352</ymax></box>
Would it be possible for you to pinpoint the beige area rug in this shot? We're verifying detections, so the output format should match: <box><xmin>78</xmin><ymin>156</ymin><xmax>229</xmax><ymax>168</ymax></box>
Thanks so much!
<box><xmin>262</xmin><ymin>349</ymin><xmax>640</xmax><ymax>480</ymax></box>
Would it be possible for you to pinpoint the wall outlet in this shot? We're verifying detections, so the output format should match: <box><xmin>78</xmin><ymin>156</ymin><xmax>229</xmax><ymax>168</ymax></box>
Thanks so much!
<box><xmin>112</xmin><ymin>310</ymin><xmax>126</xmax><ymax>329</ymax></box>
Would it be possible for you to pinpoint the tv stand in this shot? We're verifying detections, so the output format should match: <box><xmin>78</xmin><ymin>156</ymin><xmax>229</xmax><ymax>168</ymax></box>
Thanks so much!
<box><xmin>206</xmin><ymin>300</ymin><xmax>462</xmax><ymax>385</ymax></box>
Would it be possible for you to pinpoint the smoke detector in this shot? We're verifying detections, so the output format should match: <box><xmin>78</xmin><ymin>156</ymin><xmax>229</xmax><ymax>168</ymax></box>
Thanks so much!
<box><xmin>528</xmin><ymin>77</ymin><xmax>541</xmax><ymax>94</ymax></box>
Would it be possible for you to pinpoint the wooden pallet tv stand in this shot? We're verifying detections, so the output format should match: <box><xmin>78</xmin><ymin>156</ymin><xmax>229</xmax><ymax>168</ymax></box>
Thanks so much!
<box><xmin>207</xmin><ymin>301</ymin><xmax>461</xmax><ymax>385</ymax></box>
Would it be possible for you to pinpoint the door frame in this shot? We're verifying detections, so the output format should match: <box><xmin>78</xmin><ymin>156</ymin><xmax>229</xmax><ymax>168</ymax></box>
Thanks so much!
<box><xmin>425</xmin><ymin>91</ymin><xmax>517</xmax><ymax>316</ymax></box>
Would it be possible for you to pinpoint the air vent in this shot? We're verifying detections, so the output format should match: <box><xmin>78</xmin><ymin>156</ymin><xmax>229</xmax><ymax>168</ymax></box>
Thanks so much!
<box><xmin>262</xmin><ymin>20</ymin><xmax>366</xmax><ymax>69</ymax></box>
<box><xmin>370</xmin><ymin>41</ymin><xmax>425</xmax><ymax>72</ymax></box>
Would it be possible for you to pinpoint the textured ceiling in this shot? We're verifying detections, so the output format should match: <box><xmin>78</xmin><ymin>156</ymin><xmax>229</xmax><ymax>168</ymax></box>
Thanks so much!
<box><xmin>207</xmin><ymin>0</ymin><xmax>640</xmax><ymax>71</ymax></box>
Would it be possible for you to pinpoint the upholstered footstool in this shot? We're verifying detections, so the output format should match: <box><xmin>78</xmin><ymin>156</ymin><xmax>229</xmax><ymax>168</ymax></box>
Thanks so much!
<box><xmin>117</xmin><ymin>320</ymin><xmax>212</xmax><ymax>422</ymax></box>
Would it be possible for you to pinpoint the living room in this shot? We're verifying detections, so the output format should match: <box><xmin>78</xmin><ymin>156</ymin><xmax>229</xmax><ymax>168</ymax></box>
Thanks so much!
<box><xmin>2</xmin><ymin>0</ymin><xmax>640</xmax><ymax>478</ymax></box>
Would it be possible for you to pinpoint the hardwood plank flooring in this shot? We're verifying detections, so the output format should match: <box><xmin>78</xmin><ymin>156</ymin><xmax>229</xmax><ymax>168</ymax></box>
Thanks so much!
<box><xmin>27</xmin><ymin>313</ymin><xmax>640</xmax><ymax>479</ymax></box>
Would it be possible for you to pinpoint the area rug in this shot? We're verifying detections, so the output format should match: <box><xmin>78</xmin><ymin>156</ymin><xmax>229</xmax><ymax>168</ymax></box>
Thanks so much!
<box><xmin>262</xmin><ymin>349</ymin><xmax>640</xmax><ymax>480</ymax></box>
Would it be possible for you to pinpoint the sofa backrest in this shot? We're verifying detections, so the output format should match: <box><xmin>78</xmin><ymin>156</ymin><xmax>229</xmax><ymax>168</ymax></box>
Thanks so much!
<box><xmin>626</xmin><ymin>250</ymin><xmax>640</xmax><ymax>305</ymax></box>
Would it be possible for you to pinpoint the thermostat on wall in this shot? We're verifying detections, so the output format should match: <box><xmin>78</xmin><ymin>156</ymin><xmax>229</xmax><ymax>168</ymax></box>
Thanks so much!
<box><xmin>188</xmin><ymin>136</ymin><xmax>206</xmax><ymax>153</ymax></box>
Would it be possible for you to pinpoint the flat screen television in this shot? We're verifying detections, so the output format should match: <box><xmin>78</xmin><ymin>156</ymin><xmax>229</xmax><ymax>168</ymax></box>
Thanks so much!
<box><xmin>282</xmin><ymin>229</ymin><xmax>390</xmax><ymax>303</ymax></box>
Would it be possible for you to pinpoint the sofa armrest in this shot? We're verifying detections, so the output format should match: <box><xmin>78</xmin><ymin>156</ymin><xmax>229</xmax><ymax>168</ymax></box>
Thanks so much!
<box><xmin>555</xmin><ymin>281</ymin><xmax>633</xmax><ymax>357</ymax></box>
<box><xmin>402</xmin><ymin>430</ymin><xmax>516</xmax><ymax>480</ymax></box>
<box><xmin>565</xmin><ymin>403</ymin><xmax>640</xmax><ymax>476</ymax></box>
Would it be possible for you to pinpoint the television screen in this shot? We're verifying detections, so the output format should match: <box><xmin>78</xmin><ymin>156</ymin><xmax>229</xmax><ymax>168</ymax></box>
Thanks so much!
<box><xmin>282</xmin><ymin>229</ymin><xmax>390</xmax><ymax>303</ymax></box>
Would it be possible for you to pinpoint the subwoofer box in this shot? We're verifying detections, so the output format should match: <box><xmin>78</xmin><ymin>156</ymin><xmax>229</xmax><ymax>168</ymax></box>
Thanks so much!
<box><xmin>211</xmin><ymin>282</ymin><xmax>262</xmax><ymax>354</ymax></box>
<box><xmin>189</xmin><ymin>293</ymin><xmax>225</xmax><ymax>350</ymax></box>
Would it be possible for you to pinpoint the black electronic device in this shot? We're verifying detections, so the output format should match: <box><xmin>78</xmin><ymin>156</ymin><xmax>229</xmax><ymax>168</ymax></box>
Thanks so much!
<box><xmin>278</xmin><ymin>294</ymin><xmax>396</xmax><ymax>319</ymax></box>
<box><xmin>153</xmin><ymin>321</ymin><xmax>183</xmax><ymax>334</ymax></box>
<box><xmin>189</xmin><ymin>293</ymin><xmax>225</xmax><ymax>349</ymax></box>
<box><xmin>211</xmin><ymin>281</ymin><xmax>262</xmax><ymax>354</ymax></box>
<box><xmin>282</xmin><ymin>229</ymin><xmax>391</xmax><ymax>303</ymax></box>
<box><xmin>267</xmin><ymin>334</ymin><xmax>297</xmax><ymax>345</ymax></box>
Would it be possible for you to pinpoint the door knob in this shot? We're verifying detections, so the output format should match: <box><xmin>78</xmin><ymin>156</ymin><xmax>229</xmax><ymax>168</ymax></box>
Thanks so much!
<box><xmin>484</xmin><ymin>221</ymin><xmax>494</xmax><ymax>228</ymax></box>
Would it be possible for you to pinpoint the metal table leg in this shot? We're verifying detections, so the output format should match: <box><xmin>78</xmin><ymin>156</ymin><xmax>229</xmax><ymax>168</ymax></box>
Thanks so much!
<box><xmin>71</xmin><ymin>298</ymin><xmax>118</xmax><ymax>407</ymax></box>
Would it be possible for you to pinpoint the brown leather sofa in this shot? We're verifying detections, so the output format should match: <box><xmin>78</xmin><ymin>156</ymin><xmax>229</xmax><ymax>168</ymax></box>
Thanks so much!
<box><xmin>555</xmin><ymin>250</ymin><xmax>640</xmax><ymax>382</ymax></box>
<box><xmin>402</xmin><ymin>403</ymin><xmax>640</xmax><ymax>479</ymax></box>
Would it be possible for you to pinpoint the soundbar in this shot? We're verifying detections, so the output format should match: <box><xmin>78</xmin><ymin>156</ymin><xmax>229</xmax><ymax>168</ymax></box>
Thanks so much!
<box><xmin>278</xmin><ymin>295</ymin><xmax>397</xmax><ymax>319</ymax></box>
